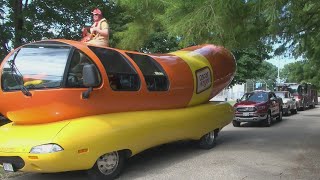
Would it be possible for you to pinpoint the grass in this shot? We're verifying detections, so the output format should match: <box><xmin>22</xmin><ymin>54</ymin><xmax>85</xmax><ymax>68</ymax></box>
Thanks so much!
<box><xmin>227</xmin><ymin>100</ymin><xmax>236</xmax><ymax>106</ymax></box>
<box><xmin>0</xmin><ymin>168</ymin><xmax>25</xmax><ymax>179</ymax></box>
<box><xmin>0</xmin><ymin>169</ymin><xmax>5</xmax><ymax>179</ymax></box>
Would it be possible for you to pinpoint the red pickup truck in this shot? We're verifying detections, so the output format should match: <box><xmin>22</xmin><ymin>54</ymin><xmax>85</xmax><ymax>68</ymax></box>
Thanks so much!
<box><xmin>233</xmin><ymin>91</ymin><xmax>283</xmax><ymax>127</ymax></box>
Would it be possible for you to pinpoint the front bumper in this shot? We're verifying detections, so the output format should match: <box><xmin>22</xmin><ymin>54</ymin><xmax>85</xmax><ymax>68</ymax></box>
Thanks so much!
<box><xmin>0</xmin><ymin>149</ymin><xmax>96</xmax><ymax>173</ymax></box>
<box><xmin>234</xmin><ymin>113</ymin><xmax>267</xmax><ymax>122</ymax></box>
<box><xmin>282</xmin><ymin>107</ymin><xmax>289</xmax><ymax>114</ymax></box>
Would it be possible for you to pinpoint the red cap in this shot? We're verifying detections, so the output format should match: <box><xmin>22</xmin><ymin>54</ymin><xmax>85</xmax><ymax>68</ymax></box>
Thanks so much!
<box><xmin>91</xmin><ymin>8</ymin><xmax>102</xmax><ymax>15</ymax></box>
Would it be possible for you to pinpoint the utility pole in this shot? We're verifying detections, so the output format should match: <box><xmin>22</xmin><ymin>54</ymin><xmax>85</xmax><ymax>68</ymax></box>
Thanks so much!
<box><xmin>277</xmin><ymin>55</ymin><xmax>280</xmax><ymax>83</ymax></box>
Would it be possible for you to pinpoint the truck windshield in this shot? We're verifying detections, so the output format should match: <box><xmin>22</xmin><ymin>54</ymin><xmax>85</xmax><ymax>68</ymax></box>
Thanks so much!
<box><xmin>1</xmin><ymin>45</ymin><xmax>71</xmax><ymax>91</ymax></box>
<box><xmin>275</xmin><ymin>92</ymin><xmax>288</xmax><ymax>98</ymax></box>
<box><xmin>290</xmin><ymin>85</ymin><xmax>300</xmax><ymax>96</ymax></box>
<box><xmin>241</xmin><ymin>92</ymin><xmax>268</xmax><ymax>102</ymax></box>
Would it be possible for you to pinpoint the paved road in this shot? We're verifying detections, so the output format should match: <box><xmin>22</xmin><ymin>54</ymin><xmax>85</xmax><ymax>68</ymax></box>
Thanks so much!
<box><xmin>2</xmin><ymin>107</ymin><xmax>320</xmax><ymax>180</ymax></box>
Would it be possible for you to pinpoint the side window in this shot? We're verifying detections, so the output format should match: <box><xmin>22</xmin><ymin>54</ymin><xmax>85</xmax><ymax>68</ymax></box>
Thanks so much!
<box><xmin>1</xmin><ymin>53</ymin><xmax>20</xmax><ymax>90</ymax></box>
<box><xmin>270</xmin><ymin>93</ymin><xmax>276</xmax><ymax>100</ymax></box>
<box><xmin>126</xmin><ymin>53</ymin><xmax>169</xmax><ymax>91</ymax></box>
<box><xmin>66</xmin><ymin>49</ymin><xmax>100</xmax><ymax>88</ymax></box>
<box><xmin>89</xmin><ymin>47</ymin><xmax>140</xmax><ymax>91</ymax></box>
<box><xmin>273</xmin><ymin>93</ymin><xmax>278</xmax><ymax>99</ymax></box>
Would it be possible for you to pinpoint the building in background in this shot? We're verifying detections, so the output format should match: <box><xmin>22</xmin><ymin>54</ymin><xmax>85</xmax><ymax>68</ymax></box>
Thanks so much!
<box><xmin>211</xmin><ymin>79</ymin><xmax>275</xmax><ymax>101</ymax></box>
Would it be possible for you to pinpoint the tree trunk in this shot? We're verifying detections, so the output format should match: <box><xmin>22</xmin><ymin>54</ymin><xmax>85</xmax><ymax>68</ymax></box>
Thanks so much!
<box><xmin>13</xmin><ymin>0</ymin><xmax>23</xmax><ymax>48</ymax></box>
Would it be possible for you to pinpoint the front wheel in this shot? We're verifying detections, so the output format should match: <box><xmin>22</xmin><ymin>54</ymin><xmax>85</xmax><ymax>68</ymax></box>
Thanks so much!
<box><xmin>264</xmin><ymin>112</ymin><xmax>272</xmax><ymax>127</ymax></box>
<box><xmin>276</xmin><ymin>109</ymin><xmax>283</xmax><ymax>121</ymax></box>
<box><xmin>232</xmin><ymin>121</ymin><xmax>240</xmax><ymax>127</ymax></box>
<box><xmin>198</xmin><ymin>129</ymin><xmax>219</xmax><ymax>149</ymax></box>
<box><xmin>87</xmin><ymin>151</ymin><xmax>125</xmax><ymax>180</ymax></box>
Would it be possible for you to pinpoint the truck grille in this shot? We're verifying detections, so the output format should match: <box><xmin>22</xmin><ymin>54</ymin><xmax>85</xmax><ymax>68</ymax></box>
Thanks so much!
<box><xmin>237</xmin><ymin>107</ymin><xmax>257</xmax><ymax>112</ymax></box>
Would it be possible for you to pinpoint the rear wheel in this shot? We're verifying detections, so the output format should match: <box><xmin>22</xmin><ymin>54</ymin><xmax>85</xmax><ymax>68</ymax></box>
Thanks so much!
<box><xmin>87</xmin><ymin>151</ymin><xmax>125</xmax><ymax>180</ymax></box>
<box><xmin>199</xmin><ymin>129</ymin><xmax>219</xmax><ymax>149</ymax></box>
<box><xmin>232</xmin><ymin>121</ymin><xmax>240</xmax><ymax>127</ymax></box>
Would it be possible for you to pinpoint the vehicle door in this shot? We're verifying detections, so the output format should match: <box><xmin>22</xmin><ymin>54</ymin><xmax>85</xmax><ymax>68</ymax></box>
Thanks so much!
<box><xmin>287</xmin><ymin>92</ymin><xmax>294</xmax><ymax>109</ymax></box>
<box><xmin>269</xmin><ymin>92</ymin><xmax>280</xmax><ymax>116</ymax></box>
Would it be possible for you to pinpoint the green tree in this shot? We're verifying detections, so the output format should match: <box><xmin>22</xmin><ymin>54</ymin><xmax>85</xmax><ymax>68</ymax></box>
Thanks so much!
<box><xmin>0</xmin><ymin>0</ymin><xmax>129</xmax><ymax>60</ymax></box>
<box><xmin>0</xmin><ymin>1</ymin><xmax>11</xmax><ymax>60</ymax></box>
<box><xmin>262</xmin><ymin>0</ymin><xmax>320</xmax><ymax>89</ymax></box>
<box><xmin>281</xmin><ymin>60</ymin><xmax>320</xmax><ymax>88</ymax></box>
<box><xmin>115</xmin><ymin>0</ymin><xmax>274</xmax><ymax>86</ymax></box>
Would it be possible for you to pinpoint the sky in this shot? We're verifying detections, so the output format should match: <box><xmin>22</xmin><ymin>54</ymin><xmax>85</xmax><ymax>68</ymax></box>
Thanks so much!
<box><xmin>266</xmin><ymin>42</ymin><xmax>303</xmax><ymax>69</ymax></box>
<box><xmin>267</xmin><ymin>56</ymin><xmax>296</xmax><ymax>69</ymax></box>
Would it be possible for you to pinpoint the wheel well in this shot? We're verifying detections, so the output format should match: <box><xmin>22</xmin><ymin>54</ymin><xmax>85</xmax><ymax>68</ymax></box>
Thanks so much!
<box><xmin>120</xmin><ymin>149</ymin><xmax>132</xmax><ymax>159</ymax></box>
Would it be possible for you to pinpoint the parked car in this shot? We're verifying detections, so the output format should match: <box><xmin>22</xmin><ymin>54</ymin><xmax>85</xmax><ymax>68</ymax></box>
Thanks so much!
<box><xmin>275</xmin><ymin>91</ymin><xmax>298</xmax><ymax>115</ymax></box>
<box><xmin>233</xmin><ymin>91</ymin><xmax>283</xmax><ymax>127</ymax></box>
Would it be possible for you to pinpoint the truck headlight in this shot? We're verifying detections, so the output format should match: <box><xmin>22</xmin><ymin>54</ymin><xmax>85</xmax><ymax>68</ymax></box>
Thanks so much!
<box><xmin>257</xmin><ymin>106</ymin><xmax>266</xmax><ymax>110</ymax></box>
<box><xmin>30</xmin><ymin>144</ymin><xmax>64</xmax><ymax>154</ymax></box>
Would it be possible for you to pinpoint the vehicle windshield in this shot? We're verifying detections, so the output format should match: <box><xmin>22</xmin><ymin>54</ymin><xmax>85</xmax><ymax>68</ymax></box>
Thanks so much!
<box><xmin>1</xmin><ymin>45</ymin><xmax>71</xmax><ymax>91</ymax></box>
<box><xmin>240</xmin><ymin>92</ymin><xmax>268</xmax><ymax>102</ymax></box>
<box><xmin>290</xmin><ymin>85</ymin><xmax>301</xmax><ymax>96</ymax></box>
<box><xmin>275</xmin><ymin>92</ymin><xmax>289</xmax><ymax>98</ymax></box>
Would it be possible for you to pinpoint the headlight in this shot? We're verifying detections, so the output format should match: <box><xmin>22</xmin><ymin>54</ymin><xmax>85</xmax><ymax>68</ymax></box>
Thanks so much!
<box><xmin>257</xmin><ymin>106</ymin><xmax>266</xmax><ymax>110</ymax></box>
<box><xmin>30</xmin><ymin>144</ymin><xmax>64</xmax><ymax>154</ymax></box>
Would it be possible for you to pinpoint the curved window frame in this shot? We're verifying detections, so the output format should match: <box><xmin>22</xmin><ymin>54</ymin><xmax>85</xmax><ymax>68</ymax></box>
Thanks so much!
<box><xmin>63</xmin><ymin>48</ymin><xmax>102</xmax><ymax>88</ymax></box>
<box><xmin>89</xmin><ymin>46</ymin><xmax>141</xmax><ymax>91</ymax></box>
<box><xmin>125</xmin><ymin>53</ymin><xmax>169</xmax><ymax>92</ymax></box>
<box><xmin>1</xmin><ymin>45</ymin><xmax>72</xmax><ymax>92</ymax></box>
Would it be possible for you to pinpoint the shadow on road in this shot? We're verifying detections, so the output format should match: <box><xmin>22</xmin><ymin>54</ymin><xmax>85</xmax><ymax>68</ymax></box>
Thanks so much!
<box><xmin>239</xmin><ymin>117</ymin><xmax>288</xmax><ymax>128</ymax></box>
<box><xmin>9</xmin><ymin>141</ymin><xmax>213</xmax><ymax>180</ymax></box>
<box><xmin>11</xmin><ymin>171</ymin><xmax>87</xmax><ymax>180</ymax></box>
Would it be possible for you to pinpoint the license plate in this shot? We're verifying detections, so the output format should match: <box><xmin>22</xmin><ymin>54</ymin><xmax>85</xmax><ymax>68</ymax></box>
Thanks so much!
<box><xmin>243</xmin><ymin>112</ymin><xmax>250</xmax><ymax>116</ymax></box>
<box><xmin>3</xmin><ymin>163</ymin><xmax>14</xmax><ymax>172</ymax></box>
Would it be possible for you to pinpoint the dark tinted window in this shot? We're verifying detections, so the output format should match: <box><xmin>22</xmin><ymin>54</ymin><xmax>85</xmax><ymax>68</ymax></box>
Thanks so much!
<box><xmin>126</xmin><ymin>53</ymin><xmax>169</xmax><ymax>91</ymax></box>
<box><xmin>89</xmin><ymin>47</ymin><xmax>140</xmax><ymax>91</ymax></box>
<box><xmin>241</xmin><ymin>92</ymin><xmax>268</xmax><ymax>102</ymax></box>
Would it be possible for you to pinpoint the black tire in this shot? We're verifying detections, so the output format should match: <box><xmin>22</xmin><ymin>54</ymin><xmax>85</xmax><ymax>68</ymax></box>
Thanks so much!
<box><xmin>87</xmin><ymin>151</ymin><xmax>126</xmax><ymax>180</ymax></box>
<box><xmin>291</xmin><ymin>108</ymin><xmax>298</xmax><ymax>114</ymax></box>
<box><xmin>199</xmin><ymin>129</ymin><xmax>219</xmax><ymax>149</ymax></box>
<box><xmin>232</xmin><ymin>121</ymin><xmax>240</xmax><ymax>127</ymax></box>
<box><xmin>264</xmin><ymin>112</ymin><xmax>272</xmax><ymax>127</ymax></box>
<box><xmin>276</xmin><ymin>109</ymin><xmax>283</xmax><ymax>121</ymax></box>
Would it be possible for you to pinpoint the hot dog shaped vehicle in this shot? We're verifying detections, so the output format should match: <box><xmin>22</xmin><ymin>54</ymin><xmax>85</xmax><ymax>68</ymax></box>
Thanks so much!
<box><xmin>0</xmin><ymin>39</ymin><xmax>236</xmax><ymax>180</ymax></box>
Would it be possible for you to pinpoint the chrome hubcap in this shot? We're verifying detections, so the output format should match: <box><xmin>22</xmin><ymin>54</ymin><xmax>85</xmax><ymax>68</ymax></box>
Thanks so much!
<box><xmin>97</xmin><ymin>151</ymin><xmax>119</xmax><ymax>175</ymax></box>
<box><xmin>205</xmin><ymin>131</ymin><xmax>215</xmax><ymax>144</ymax></box>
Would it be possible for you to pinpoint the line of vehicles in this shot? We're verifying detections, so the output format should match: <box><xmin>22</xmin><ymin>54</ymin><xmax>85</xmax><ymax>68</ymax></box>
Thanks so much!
<box><xmin>233</xmin><ymin>83</ymin><xmax>318</xmax><ymax>127</ymax></box>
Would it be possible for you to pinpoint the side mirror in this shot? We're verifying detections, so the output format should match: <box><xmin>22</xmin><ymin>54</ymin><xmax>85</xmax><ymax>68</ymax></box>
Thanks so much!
<box><xmin>83</xmin><ymin>64</ymin><xmax>100</xmax><ymax>87</ymax></box>
<box><xmin>82</xmin><ymin>64</ymin><xmax>100</xmax><ymax>99</ymax></box>
<box><xmin>236</xmin><ymin>99</ymin><xmax>240</xmax><ymax>103</ymax></box>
